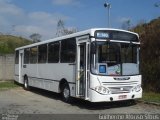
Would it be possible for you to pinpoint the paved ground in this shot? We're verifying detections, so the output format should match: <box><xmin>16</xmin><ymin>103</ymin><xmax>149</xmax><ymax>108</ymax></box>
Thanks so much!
<box><xmin>0</xmin><ymin>87</ymin><xmax>160</xmax><ymax>119</ymax></box>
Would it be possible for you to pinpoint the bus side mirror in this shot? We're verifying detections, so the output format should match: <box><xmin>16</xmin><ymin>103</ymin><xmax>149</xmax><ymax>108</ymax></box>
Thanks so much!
<box><xmin>91</xmin><ymin>42</ymin><xmax>96</xmax><ymax>54</ymax></box>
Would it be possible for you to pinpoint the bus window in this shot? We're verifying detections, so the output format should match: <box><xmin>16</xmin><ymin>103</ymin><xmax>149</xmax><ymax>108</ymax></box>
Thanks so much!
<box><xmin>24</xmin><ymin>48</ymin><xmax>30</xmax><ymax>64</ymax></box>
<box><xmin>61</xmin><ymin>38</ymin><xmax>76</xmax><ymax>63</ymax></box>
<box><xmin>121</xmin><ymin>43</ymin><xmax>137</xmax><ymax>63</ymax></box>
<box><xmin>15</xmin><ymin>50</ymin><xmax>19</xmax><ymax>64</ymax></box>
<box><xmin>48</xmin><ymin>42</ymin><xmax>60</xmax><ymax>63</ymax></box>
<box><xmin>38</xmin><ymin>44</ymin><xmax>47</xmax><ymax>63</ymax></box>
<box><xmin>30</xmin><ymin>46</ymin><xmax>38</xmax><ymax>64</ymax></box>
<box><xmin>98</xmin><ymin>43</ymin><xmax>120</xmax><ymax>67</ymax></box>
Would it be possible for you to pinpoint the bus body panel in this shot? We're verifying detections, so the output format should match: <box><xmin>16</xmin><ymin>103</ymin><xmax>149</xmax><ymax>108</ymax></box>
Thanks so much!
<box><xmin>22</xmin><ymin>63</ymin><xmax>76</xmax><ymax>95</ymax></box>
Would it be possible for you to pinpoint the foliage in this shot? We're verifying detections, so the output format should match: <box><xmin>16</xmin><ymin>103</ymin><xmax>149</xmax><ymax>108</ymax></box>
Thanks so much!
<box><xmin>0</xmin><ymin>81</ymin><xmax>19</xmax><ymax>90</ymax></box>
<box><xmin>132</xmin><ymin>17</ymin><xmax>160</xmax><ymax>92</ymax></box>
<box><xmin>29</xmin><ymin>33</ymin><xmax>42</xmax><ymax>43</ymax></box>
<box><xmin>142</xmin><ymin>92</ymin><xmax>160</xmax><ymax>103</ymax></box>
<box><xmin>0</xmin><ymin>35</ymin><xmax>32</xmax><ymax>54</ymax></box>
<box><xmin>121</xmin><ymin>19</ymin><xmax>131</xmax><ymax>30</ymax></box>
<box><xmin>56</xmin><ymin>19</ymin><xmax>77</xmax><ymax>37</ymax></box>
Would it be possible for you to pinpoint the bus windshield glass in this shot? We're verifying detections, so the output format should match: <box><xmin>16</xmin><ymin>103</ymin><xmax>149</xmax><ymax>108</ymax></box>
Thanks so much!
<box><xmin>91</xmin><ymin>41</ymin><xmax>139</xmax><ymax>76</ymax></box>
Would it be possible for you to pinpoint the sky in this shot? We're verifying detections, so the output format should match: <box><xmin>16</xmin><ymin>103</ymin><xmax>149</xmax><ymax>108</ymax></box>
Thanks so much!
<box><xmin>0</xmin><ymin>0</ymin><xmax>159</xmax><ymax>40</ymax></box>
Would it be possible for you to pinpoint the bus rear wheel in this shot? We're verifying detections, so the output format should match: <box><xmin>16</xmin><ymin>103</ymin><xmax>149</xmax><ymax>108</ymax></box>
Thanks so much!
<box><xmin>61</xmin><ymin>83</ymin><xmax>72</xmax><ymax>103</ymax></box>
<box><xmin>24</xmin><ymin>76</ymin><xmax>30</xmax><ymax>90</ymax></box>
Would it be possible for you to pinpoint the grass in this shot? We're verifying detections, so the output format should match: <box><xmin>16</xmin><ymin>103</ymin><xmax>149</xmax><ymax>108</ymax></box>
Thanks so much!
<box><xmin>142</xmin><ymin>92</ymin><xmax>160</xmax><ymax>103</ymax></box>
<box><xmin>0</xmin><ymin>81</ymin><xmax>19</xmax><ymax>90</ymax></box>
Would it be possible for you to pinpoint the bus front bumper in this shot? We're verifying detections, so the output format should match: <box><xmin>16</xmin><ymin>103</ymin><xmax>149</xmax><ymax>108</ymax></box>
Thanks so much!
<box><xmin>88</xmin><ymin>88</ymin><xmax>142</xmax><ymax>102</ymax></box>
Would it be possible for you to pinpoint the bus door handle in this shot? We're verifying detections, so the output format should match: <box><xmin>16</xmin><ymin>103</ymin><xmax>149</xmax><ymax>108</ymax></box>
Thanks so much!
<box><xmin>23</xmin><ymin>65</ymin><xmax>27</xmax><ymax>68</ymax></box>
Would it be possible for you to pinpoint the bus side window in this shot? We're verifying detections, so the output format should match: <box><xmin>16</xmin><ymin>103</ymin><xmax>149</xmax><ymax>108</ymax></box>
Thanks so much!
<box><xmin>38</xmin><ymin>44</ymin><xmax>47</xmax><ymax>63</ymax></box>
<box><xmin>30</xmin><ymin>46</ymin><xmax>38</xmax><ymax>64</ymax></box>
<box><xmin>24</xmin><ymin>48</ymin><xmax>30</xmax><ymax>64</ymax></box>
<box><xmin>15</xmin><ymin>50</ymin><xmax>19</xmax><ymax>64</ymax></box>
<box><xmin>48</xmin><ymin>42</ymin><xmax>60</xmax><ymax>63</ymax></box>
<box><xmin>61</xmin><ymin>38</ymin><xmax>76</xmax><ymax>63</ymax></box>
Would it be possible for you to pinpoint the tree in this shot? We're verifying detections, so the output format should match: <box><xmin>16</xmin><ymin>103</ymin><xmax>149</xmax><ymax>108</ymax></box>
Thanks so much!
<box><xmin>56</xmin><ymin>19</ymin><xmax>77</xmax><ymax>37</ymax></box>
<box><xmin>121</xmin><ymin>19</ymin><xmax>131</xmax><ymax>30</ymax></box>
<box><xmin>132</xmin><ymin>17</ymin><xmax>160</xmax><ymax>92</ymax></box>
<box><xmin>29</xmin><ymin>33</ymin><xmax>42</xmax><ymax>43</ymax></box>
<box><xmin>56</xmin><ymin>19</ymin><xmax>65</xmax><ymax>37</ymax></box>
<box><xmin>63</xmin><ymin>28</ymin><xmax>77</xmax><ymax>35</ymax></box>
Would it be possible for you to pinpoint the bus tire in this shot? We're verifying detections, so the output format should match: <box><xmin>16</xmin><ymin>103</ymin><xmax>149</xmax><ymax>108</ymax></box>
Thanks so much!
<box><xmin>24</xmin><ymin>76</ymin><xmax>30</xmax><ymax>90</ymax></box>
<box><xmin>61</xmin><ymin>83</ymin><xmax>72</xmax><ymax>103</ymax></box>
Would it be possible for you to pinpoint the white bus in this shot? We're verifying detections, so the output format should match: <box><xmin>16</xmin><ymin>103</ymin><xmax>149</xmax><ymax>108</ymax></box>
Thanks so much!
<box><xmin>14</xmin><ymin>28</ymin><xmax>142</xmax><ymax>102</ymax></box>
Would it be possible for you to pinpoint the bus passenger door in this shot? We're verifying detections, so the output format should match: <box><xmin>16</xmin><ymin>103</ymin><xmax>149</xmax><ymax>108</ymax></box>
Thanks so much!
<box><xmin>19</xmin><ymin>50</ymin><xmax>24</xmax><ymax>84</ymax></box>
<box><xmin>76</xmin><ymin>36</ymin><xmax>89</xmax><ymax>99</ymax></box>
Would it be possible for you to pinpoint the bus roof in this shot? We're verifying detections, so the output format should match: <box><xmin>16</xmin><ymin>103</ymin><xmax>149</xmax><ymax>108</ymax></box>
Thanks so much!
<box><xmin>15</xmin><ymin>28</ymin><xmax>139</xmax><ymax>50</ymax></box>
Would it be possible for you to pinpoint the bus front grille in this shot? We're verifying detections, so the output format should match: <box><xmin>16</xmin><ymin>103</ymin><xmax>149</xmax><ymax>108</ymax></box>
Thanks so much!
<box><xmin>108</xmin><ymin>86</ymin><xmax>132</xmax><ymax>94</ymax></box>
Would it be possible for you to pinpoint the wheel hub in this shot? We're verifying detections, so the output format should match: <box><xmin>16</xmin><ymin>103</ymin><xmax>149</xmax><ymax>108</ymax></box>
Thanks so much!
<box><xmin>63</xmin><ymin>88</ymin><xmax>69</xmax><ymax>98</ymax></box>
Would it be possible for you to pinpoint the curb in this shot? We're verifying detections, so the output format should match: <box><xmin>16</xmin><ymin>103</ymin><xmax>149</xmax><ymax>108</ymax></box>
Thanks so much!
<box><xmin>137</xmin><ymin>100</ymin><xmax>160</xmax><ymax>106</ymax></box>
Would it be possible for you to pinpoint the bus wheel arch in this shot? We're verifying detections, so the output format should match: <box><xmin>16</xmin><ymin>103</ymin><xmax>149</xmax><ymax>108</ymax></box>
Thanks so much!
<box><xmin>23</xmin><ymin>75</ymin><xmax>30</xmax><ymax>90</ymax></box>
<box><xmin>59</xmin><ymin>79</ymin><xmax>72</xmax><ymax>103</ymax></box>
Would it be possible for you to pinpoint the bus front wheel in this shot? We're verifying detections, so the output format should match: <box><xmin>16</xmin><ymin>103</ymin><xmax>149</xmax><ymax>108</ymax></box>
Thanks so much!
<box><xmin>61</xmin><ymin>83</ymin><xmax>71</xmax><ymax>103</ymax></box>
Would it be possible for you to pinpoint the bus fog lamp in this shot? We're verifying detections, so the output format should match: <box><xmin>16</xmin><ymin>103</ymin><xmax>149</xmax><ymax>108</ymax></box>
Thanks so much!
<box><xmin>135</xmin><ymin>85</ymin><xmax>141</xmax><ymax>92</ymax></box>
<box><xmin>131</xmin><ymin>85</ymin><xmax>141</xmax><ymax>92</ymax></box>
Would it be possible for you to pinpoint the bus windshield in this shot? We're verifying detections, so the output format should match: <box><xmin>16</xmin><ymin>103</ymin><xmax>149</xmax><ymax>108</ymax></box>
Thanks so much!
<box><xmin>91</xmin><ymin>41</ymin><xmax>139</xmax><ymax>76</ymax></box>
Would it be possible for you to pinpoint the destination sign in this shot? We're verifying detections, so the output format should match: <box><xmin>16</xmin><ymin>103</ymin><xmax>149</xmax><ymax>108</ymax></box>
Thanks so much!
<box><xmin>95</xmin><ymin>30</ymin><xmax>139</xmax><ymax>42</ymax></box>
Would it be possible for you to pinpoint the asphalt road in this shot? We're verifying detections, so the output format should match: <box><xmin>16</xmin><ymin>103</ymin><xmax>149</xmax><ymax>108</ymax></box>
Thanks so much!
<box><xmin>0</xmin><ymin>87</ymin><xmax>160</xmax><ymax>120</ymax></box>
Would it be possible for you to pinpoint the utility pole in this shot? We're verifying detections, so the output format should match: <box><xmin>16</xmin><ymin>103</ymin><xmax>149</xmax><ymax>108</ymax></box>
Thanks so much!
<box><xmin>104</xmin><ymin>1</ymin><xmax>111</xmax><ymax>28</ymax></box>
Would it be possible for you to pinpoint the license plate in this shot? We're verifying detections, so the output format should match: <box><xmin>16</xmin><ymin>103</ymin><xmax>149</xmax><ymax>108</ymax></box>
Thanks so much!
<box><xmin>118</xmin><ymin>95</ymin><xmax>127</xmax><ymax>99</ymax></box>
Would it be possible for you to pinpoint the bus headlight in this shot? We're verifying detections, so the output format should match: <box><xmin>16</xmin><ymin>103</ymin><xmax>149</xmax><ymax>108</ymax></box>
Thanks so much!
<box><xmin>94</xmin><ymin>86</ymin><xmax>111</xmax><ymax>95</ymax></box>
<box><xmin>131</xmin><ymin>85</ymin><xmax>142</xmax><ymax>92</ymax></box>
